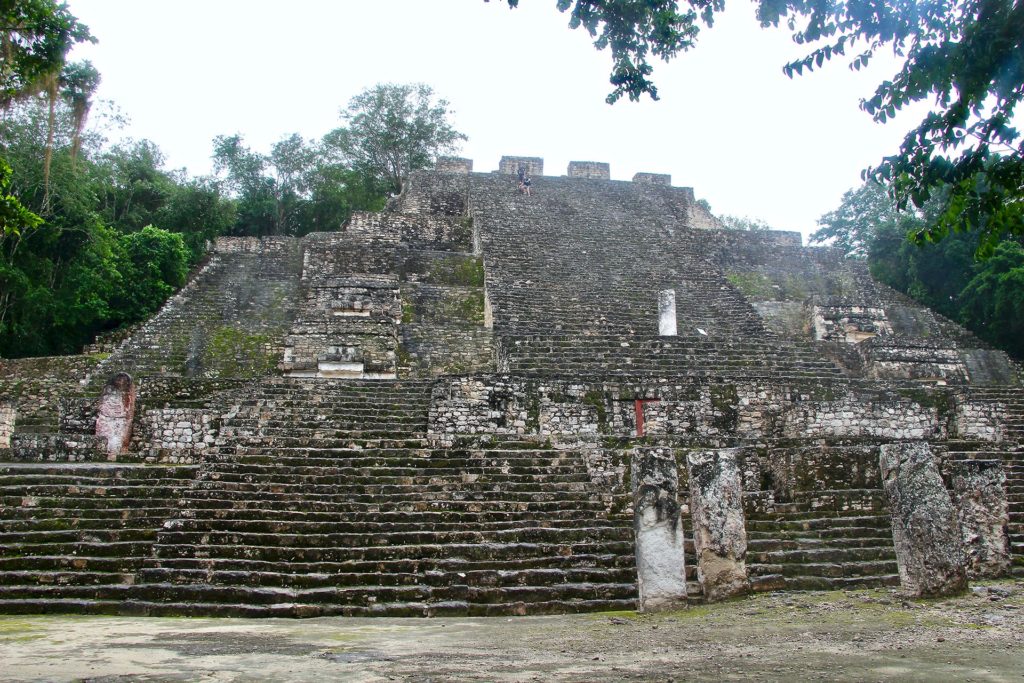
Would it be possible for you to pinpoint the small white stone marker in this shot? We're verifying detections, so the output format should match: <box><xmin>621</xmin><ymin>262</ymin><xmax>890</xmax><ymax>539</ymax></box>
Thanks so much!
<box><xmin>658</xmin><ymin>290</ymin><xmax>677</xmax><ymax>336</ymax></box>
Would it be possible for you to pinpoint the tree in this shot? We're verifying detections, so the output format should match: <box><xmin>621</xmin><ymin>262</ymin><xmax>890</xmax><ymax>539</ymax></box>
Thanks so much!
<box><xmin>960</xmin><ymin>241</ymin><xmax>1024</xmax><ymax>358</ymax></box>
<box><xmin>812</xmin><ymin>178</ymin><xmax>1021</xmax><ymax>358</ymax></box>
<box><xmin>720</xmin><ymin>214</ymin><xmax>773</xmax><ymax>232</ymax></box>
<box><xmin>325</xmin><ymin>83</ymin><xmax>466</xmax><ymax>194</ymax></box>
<box><xmin>0</xmin><ymin>158</ymin><xmax>43</xmax><ymax>238</ymax></box>
<box><xmin>811</xmin><ymin>182</ymin><xmax>914</xmax><ymax>259</ymax></box>
<box><xmin>113</xmin><ymin>225</ymin><xmax>188</xmax><ymax>323</ymax></box>
<box><xmin>212</xmin><ymin>131</ymin><xmax>391</xmax><ymax>236</ymax></box>
<box><xmin>0</xmin><ymin>0</ymin><xmax>93</xmax><ymax>109</ymax></box>
<box><xmin>495</xmin><ymin>0</ymin><xmax>1024</xmax><ymax>252</ymax></box>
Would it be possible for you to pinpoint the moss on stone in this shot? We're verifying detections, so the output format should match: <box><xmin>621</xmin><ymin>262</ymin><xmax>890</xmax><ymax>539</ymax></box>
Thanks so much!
<box><xmin>201</xmin><ymin>326</ymin><xmax>276</xmax><ymax>379</ymax></box>
<box><xmin>583</xmin><ymin>390</ymin><xmax>609</xmax><ymax>434</ymax></box>
<box><xmin>401</xmin><ymin>300</ymin><xmax>416</xmax><ymax>324</ymax></box>
<box><xmin>525</xmin><ymin>383</ymin><xmax>541</xmax><ymax>434</ymax></box>
<box><xmin>726</xmin><ymin>272</ymin><xmax>775</xmax><ymax>300</ymax></box>
<box><xmin>430</xmin><ymin>256</ymin><xmax>484</xmax><ymax>287</ymax></box>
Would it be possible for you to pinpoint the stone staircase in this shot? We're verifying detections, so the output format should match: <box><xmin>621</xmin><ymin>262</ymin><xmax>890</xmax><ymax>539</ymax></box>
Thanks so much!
<box><xmin>746</xmin><ymin>490</ymin><xmax>899</xmax><ymax>591</ymax></box>
<box><xmin>501</xmin><ymin>334</ymin><xmax>843</xmax><ymax>379</ymax></box>
<box><xmin>0</xmin><ymin>463</ymin><xmax>197</xmax><ymax>612</ymax></box>
<box><xmin>88</xmin><ymin>238</ymin><xmax>302</xmax><ymax>386</ymax></box>
<box><xmin>129</xmin><ymin>379</ymin><xmax>637</xmax><ymax>616</ymax></box>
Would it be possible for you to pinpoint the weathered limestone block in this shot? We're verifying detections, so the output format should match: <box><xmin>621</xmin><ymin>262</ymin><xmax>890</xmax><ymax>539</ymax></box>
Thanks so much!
<box><xmin>0</xmin><ymin>401</ymin><xmax>15</xmax><ymax>448</ymax></box>
<box><xmin>498</xmin><ymin>156</ymin><xmax>543</xmax><ymax>176</ymax></box>
<box><xmin>631</xmin><ymin>449</ymin><xmax>688</xmax><ymax>611</ymax></box>
<box><xmin>435</xmin><ymin>157</ymin><xmax>473</xmax><ymax>174</ymax></box>
<box><xmin>658</xmin><ymin>290</ymin><xmax>677</xmax><ymax>337</ymax></box>
<box><xmin>950</xmin><ymin>460</ymin><xmax>1010</xmax><ymax>579</ymax></box>
<box><xmin>567</xmin><ymin>161</ymin><xmax>610</xmax><ymax>179</ymax></box>
<box><xmin>95</xmin><ymin>372</ymin><xmax>136</xmax><ymax>457</ymax></box>
<box><xmin>632</xmin><ymin>172</ymin><xmax>671</xmax><ymax>186</ymax></box>
<box><xmin>687</xmin><ymin>448</ymin><xmax>749</xmax><ymax>601</ymax></box>
<box><xmin>878</xmin><ymin>442</ymin><xmax>967</xmax><ymax>597</ymax></box>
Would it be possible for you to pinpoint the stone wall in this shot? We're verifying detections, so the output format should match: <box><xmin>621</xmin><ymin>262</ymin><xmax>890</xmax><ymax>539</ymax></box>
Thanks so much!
<box><xmin>436</xmin><ymin>157</ymin><xmax>473</xmax><ymax>174</ymax></box>
<box><xmin>10</xmin><ymin>432</ymin><xmax>107</xmax><ymax>462</ymax></box>
<box><xmin>0</xmin><ymin>355</ymin><xmax>101</xmax><ymax>431</ymax></box>
<box><xmin>567</xmin><ymin>161</ymin><xmax>610</xmax><ymax>179</ymax></box>
<box><xmin>427</xmin><ymin>376</ymin><xmax>996</xmax><ymax>445</ymax></box>
<box><xmin>400</xmin><ymin>326</ymin><xmax>493</xmax><ymax>377</ymax></box>
<box><xmin>633</xmin><ymin>173</ymin><xmax>671</xmax><ymax>186</ymax></box>
<box><xmin>137</xmin><ymin>408</ymin><xmax>217</xmax><ymax>463</ymax></box>
<box><xmin>498</xmin><ymin>156</ymin><xmax>543</xmax><ymax>176</ymax></box>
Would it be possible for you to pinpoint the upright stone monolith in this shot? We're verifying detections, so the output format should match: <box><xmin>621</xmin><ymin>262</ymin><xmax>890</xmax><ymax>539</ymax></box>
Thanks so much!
<box><xmin>687</xmin><ymin>448</ymin><xmax>749</xmax><ymax>601</ymax></box>
<box><xmin>950</xmin><ymin>459</ymin><xmax>1010</xmax><ymax>579</ymax></box>
<box><xmin>878</xmin><ymin>442</ymin><xmax>967</xmax><ymax>597</ymax></box>
<box><xmin>95</xmin><ymin>373</ymin><xmax>136</xmax><ymax>458</ymax></box>
<box><xmin>631</xmin><ymin>449</ymin><xmax>688</xmax><ymax>611</ymax></box>
<box><xmin>658</xmin><ymin>290</ymin><xmax>677</xmax><ymax>337</ymax></box>
<box><xmin>0</xmin><ymin>401</ymin><xmax>15</xmax><ymax>448</ymax></box>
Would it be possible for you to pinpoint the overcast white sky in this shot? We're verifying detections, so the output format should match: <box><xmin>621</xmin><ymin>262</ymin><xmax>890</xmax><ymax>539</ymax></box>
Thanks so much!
<box><xmin>65</xmin><ymin>0</ymin><xmax>927</xmax><ymax>240</ymax></box>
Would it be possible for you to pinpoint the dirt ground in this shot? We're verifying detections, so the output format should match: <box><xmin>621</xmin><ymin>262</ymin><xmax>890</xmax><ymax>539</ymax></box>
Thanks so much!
<box><xmin>1</xmin><ymin>580</ymin><xmax>1022</xmax><ymax>682</ymax></box>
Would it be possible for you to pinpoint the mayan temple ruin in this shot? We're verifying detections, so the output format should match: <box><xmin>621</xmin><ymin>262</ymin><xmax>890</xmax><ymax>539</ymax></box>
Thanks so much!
<box><xmin>0</xmin><ymin>156</ymin><xmax>1021</xmax><ymax>617</ymax></box>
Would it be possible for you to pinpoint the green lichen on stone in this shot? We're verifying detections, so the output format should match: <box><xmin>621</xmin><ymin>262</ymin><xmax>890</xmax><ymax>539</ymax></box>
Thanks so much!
<box><xmin>452</xmin><ymin>215</ymin><xmax>474</xmax><ymax>246</ymax></box>
<box><xmin>457</xmin><ymin>290</ymin><xmax>484</xmax><ymax>324</ymax></box>
<box><xmin>525</xmin><ymin>383</ymin><xmax>541</xmax><ymax>434</ymax></box>
<box><xmin>726</xmin><ymin>272</ymin><xmax>775</xmax><ymax>300</ymax></box>
<box><xmin>583</xmin><ymin>390</ymin><xmax>609</xmax><ymax>434</ymax></box>
<box><xmin>895</xmin><ymin>386</ymin><xmax>955</xmax><ymax>421</ymax></box>
<box><xmin>202</xmin><ymin>326</ymin><xmax>276</xmax><ymax>378</ymax></box>
<box><xmin>709</xmin><ymin>384</ymin><xmax>739</xmax><ymax>432</ymax></box>
<box><xmin>430</xmin><ymin>255</ymin><xmax>484</xmax><ymax>286</ymax></box>
<box><xmin>401</xmin><ymin>300</ymin><xmax>416</xmax><ymax>324</ymax></box>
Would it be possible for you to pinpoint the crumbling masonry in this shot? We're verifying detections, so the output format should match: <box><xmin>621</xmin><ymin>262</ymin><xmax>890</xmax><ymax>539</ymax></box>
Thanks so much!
<box><xmin>0</xmin><ymin>156</ymin><xmax>1021</xmax><ymax>616</ymax></box>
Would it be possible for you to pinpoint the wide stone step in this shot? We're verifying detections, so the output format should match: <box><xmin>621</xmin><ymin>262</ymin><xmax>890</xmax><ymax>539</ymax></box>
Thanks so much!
<box><xmin>746</xmin><ymin>535</ymin><xmax>894</xmax><ymax>552</ymax></box>
<box><xmin>0</xmin><ymin>581</ymin><xmax>639</xmax><ymax>609</ymax></box>
<box><xmin>170</xmin><ymin>507</ymin><xmax>630</xmax><ymax>527</ymax></box>
<box><xmin>0</xmin><ymin>596</ymin><xmax>638</xmax><ymax>618</ymax></box>
<box><xmin>745</xmin><ymin>514</ymin><xmax>892</xmax><ymax>532</ymax></box>
<box><xmin>161</xmin><ymin>515</ymin><xmax>631</xmax><ymax>534</ymax></box>
<box><xmin>188</xmin><ymin>480</ymin><xmax>592</xmax><ymax>496</ymax></box>
<box><xmin>0</xmin><ymin>484</ymin><xmax>190</xmax><ymax>498</ymax></box>
<box><xmin>0</xmin><ymin>507</ymin><xmax>178</xmax><ymax>523</ymax></box>
<box><xmin>221</xmin><ymin>454</ymin><xmax>589</xmax><ymax>471</ymax></box>
<box><xmin>146</xmin><ymin>551</ymin><xmax>636</xmax><ymax>577</ymax></box>
<box><xmin>746</xmin><ymin>519</ymin><xmax>891</xmax><ymax>536</ymax></box>
<box><xmin>152</xmin><ymin>540</ymin><xmax>635</xmax><ymax>564</ymax></box>
<box><xmin>0</xmin><ymin>540</ymin><xmax>155</xmax><ymax>558</ymax></box>
<box><xmin>0</xmin><ymin>570</ymin><xmax>138</xmax><ymax>587</ymax></box>
<box><xmin>0</xmin><ymin>465</ymin><xmax>197</xmax><ymax>477</ymax></box>
<box><xmin>138</xmin><ymin>565</ymin><xmax>637</xmax><ymax>590</ymax></box>
<box><xmin>202</xmin><ymin>466</ymin><xmax>593</xmax><ymax>485</ymax></box>
<box><xmin>0</xmin><ymin>556</ymin><xmax>147</xmax><ymax>573</ymax></box>
<box><xmin>749</xmin><ymin>573</ymin><xmax>901</xmax><ymax>592</ymax></box>
<box><xmin>0</xmin><ymin>528</ymin><xmax>158</xmax><ymax>545</ymax></box>
<box><xmin>179</xmin><ymin>488</ymin><xmax>610</xmax><ymax>506</ymax></box>
<box><xmin>156</xmin><ymin>525</ymin><xmax>631</xmax><ymax>549</ymax></box>
<box><xmin>749</xmin><ymin>546</ymin><xmax>896</xmax><ymax>564</ymax></box>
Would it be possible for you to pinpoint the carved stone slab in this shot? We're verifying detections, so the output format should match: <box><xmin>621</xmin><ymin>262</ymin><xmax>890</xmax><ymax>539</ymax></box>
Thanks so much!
<box><xmin>687</xmin><ymin>448</ymin><xmax>749</xmax><ymax>601</ymax></box>
<box><xmin>631</xmin><ymin>448</ymin><xmax>688</xmax><ymax>611</ymax></box>
<box><xmin>879</xmin><ymin>442</ymin><xmax>967</xmax><ymax>597</ymax></box>
<box><xmin>95</xmin><ymin>373</ymin><xmax>136</xmax><ymax>457</ymax></box>
<box><xmin>950</xmin><ymin>459</ymin><xmax>1010</xmax><ymax>579</ymax></box>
